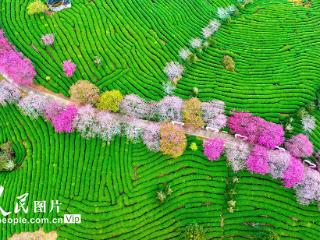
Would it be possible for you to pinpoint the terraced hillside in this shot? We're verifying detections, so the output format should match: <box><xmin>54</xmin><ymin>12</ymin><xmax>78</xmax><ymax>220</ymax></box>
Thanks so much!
<box><xmin>1</xmin><ymin>0</ymin><xmax>320</xmax><ymax>239</ymax></box>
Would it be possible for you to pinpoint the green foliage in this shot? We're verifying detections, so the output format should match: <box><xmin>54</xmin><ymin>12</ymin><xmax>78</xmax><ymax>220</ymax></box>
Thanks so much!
<box><xmin>96</xmin><ymin>90</ymin><xmax>123</xmax><ymax>112</ymax></box>
<box><xmin>27</xmin><ymin>0</ymin><xmax>48</xmax><ymax>15</ymax></box>
<box><xmin>0</xmin><ymin>142</ymin><xmax>15</xmax><ymax>172</ymax></box>
<box><xmin>184</xmin><ymin>223</ymin><xmax>206</xmax><ymax>240</ymax></box>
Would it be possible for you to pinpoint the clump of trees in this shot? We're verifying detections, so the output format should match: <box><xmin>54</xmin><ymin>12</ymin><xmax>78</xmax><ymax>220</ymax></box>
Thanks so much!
<box><xmin>222</xmin><ymin>55</ymin><xmax>235</xmax><ymax>71</ymax></box>
<box><xmin>183</xmin><ymin>98</ymin><xmax>205</xmax><ymax>128</ymax></box>
<box><xmin>0</xmin><ymin>142</ymin><xmax>15</xmax><ymax>172</ymax></box>
<box><xmin>0</xmin><ymin>30</ymin><xmax>36</xmax><ymax>85</ymax></box>
<box><xmin>160</xmin><ymin>123</ymin><xmax>186</xmax><ymax>158</ymax></box>
<box><xmin>184</xmin><ymin>223</ymin><xmax>207</xmax><ymax>240</ymax></box>
<box><xmin>69</xmin><ymin>80</ymin><xmax>99</xmax><ymax>105</ymax></box>
<box><xmin>27</xmin><ymin>0</ymin><xmax>48</xmax><ymax>15</ymax></box>
<box><xmin>96</xmin><ymin>90</ymin><xmax>123</xmax><ymax>112</ymax></box>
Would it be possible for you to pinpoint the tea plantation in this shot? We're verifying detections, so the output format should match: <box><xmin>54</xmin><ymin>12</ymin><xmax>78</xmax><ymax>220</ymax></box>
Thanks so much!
<box><xmin>1</xmin><ymin>0</ymin><xmax>320</xmax><ymax>239</ymax></box>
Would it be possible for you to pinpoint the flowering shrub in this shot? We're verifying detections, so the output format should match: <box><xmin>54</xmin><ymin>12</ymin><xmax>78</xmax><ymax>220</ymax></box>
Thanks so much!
<box><xmin>41</xmin><ymin>34</ymin><xmax>54</xmax><ymax>46</ymax></box>
<box><xmin>52</xmin><ymin>105</ymin><xmax>78</xmax><ymax>133</ymax></box>
<box><xmin>284</xmin><ymin>134</ymin><xmax>313</xmax><ymax>158</ymax></box>
<box><xmin>162</xmin><ymin>81</ymin><xmax>176</xmax><ymax>96</ymax></box>
<box><xmin>69</xmin><ymin>80</ymin><xmax>100</xmax><ymax>105</ymax></box>
<box><xmin>283</xmin><ymin>156</ymin><xmax>305</xmax><ymax>188</ymax></box>
<box><xmin>190</xmin><ymin>38</ymin><xmax>202</xmax><ymax>49</ymax></box>
<box><xmin>267</xmin><ymin>150</ymin><xmax>290</xmax><ymax>179</ymax></box>
<box><xmin>18</xmin><ymin>92</ymin><xmax>48</xmax><ymax>118</ymax></box>
<box><xmin>96</xmin><ymin>90</ymin><xmax>123</xmax><ymax>112</ymax></box>
<box><xmin>202</xmin><ymin>20</ymin><xmax>220</xmax><ymax>39</ymax></box>
<box><xmin>228</xmin><ymin>112</ymin><xmax>284</xmax><ymax>149</ymax></box>
<box><xmin>301</xmin><ymin>115</ymin><xmax>316</xmax><ymax>133</ymax></box>
<box><xmin>203</xmin><ymin>138</ymin><xmax>224</xmax><ymax>161</ymax></box>
<box><xmin>120</xmin><ymin>94</ymin><xmax>150</xmax><ymax>119</ymax></box>
<box><xmin>222</xmin><ymin>55</ymin><xmax>235</xmax><ymax>72</ymax></box>
<box><xmin>0</xmin><ymin>80</ymin><xmax>20</xmax><ymax>105</ymax></box>
<box><xmin>179</xmin><ymin>48</ymin><xmax>192</xmax><ymax>60</ymax></box>
<box><xmin>123</xmin><ymin>119</ymin><xmax>145</xmax><ymax>143</ymax></box>
<box><xmin>44</xmin><ymin>100</ymin><xmax>63</xmax><ymax>122</ymax></box>
<box><xmin>246</xmin><ymin>145</ymin><xmax>270</xmax><ymax>174</ymax></box>
<box><xmin>27</xmin><ymin>0</ymin><xmax>48</xmax><ymax>15</ymax></box>
<box><xmin>143</xmin><ymin>123</ymin><xmax>160</xmax><ymax>152</ymax></box>
<box><xmin>294</xmin><ymin>168</ymin><xmax>320</xmax><ymax>205</ymax></box>
<box><xmin>164</xmin><ymin>62</ymin><xmax>184</xmax><ymax>83</ymax></box>
<box><xmin>0</xmin><ymin>30</ymin><xmax>36</xmax><ymax>85</ymax></box>
<box><xmin>217</xmin><ymin>5</ymin><xmax>237</xmax><ymax>20</ymax></box>
<box><xmin>202</xmin><ymin>101</ymin><xmax>227</xmax><ymax>130</ymax></box>
<box><xmin>63</xmin><ymin>60</ymin><xmax>76</xmax><ymax>78</ymax></box>
<box><xmin>157</xmin><ymin>96</ymin><xmax>183</xmax><ymax>122</ymax></box>
<box><xmin>160</xmin><ymin>123</ymin><xmax>186</xmax><ymax>158</ymax></box>
<box><xmin>94</xmin><ymin>111</ymin><xmax>121</xmax><ymax>142</ymax></box>
<box><xmin>73</xmin><ymin>105</ymin><xmax>96</xmax><ymax>138</ymax></box>
<box><xmin>225</xmin><ymin>139</ymin><xmax>250</xmax><ymax>172</ymax></box>
<box><xmin>183</xmin><ymin>98</ymin><xmax>205</xmax><ymax>128</ymax></box>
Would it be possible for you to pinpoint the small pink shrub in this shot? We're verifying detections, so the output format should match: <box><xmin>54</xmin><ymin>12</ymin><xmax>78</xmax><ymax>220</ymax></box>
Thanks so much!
<box><xmin>41</xmin><ymin>34</ymin><xmax>54</xmax><ymax>46</ymax></box>
<box><xmin>203</xmin><ymin>138</ymin><xmax>225</xmax><ymax>161</ymax></box>
<box><xmin>246</xmin><ymin>145</ymin><xmax>269</xmax><ymax>174</ymax></box>
<box><xmin>52</xmin><ymin>105</ymin><xmax>78</xmax><ymax>133</ymax></box>
<box><xmin>285</xmin><ymin>134</ymin><xmax>313</xmax><ymax>158</ymax></box>
<box><xmin>63</xmin><ymin>60</ymin><xmax>76</xmax><ymax>77</ymax></box>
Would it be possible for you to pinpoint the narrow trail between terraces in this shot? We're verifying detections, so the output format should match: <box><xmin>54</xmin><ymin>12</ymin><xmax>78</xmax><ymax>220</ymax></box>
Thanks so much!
<box><xmin>3</xmin><ymin>74</ymin><xmax>241</xmax><ymax>146</ymax></box>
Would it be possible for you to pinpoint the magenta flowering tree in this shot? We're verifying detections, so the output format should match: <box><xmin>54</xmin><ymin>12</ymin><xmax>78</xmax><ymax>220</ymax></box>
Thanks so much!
<box><xmin>94</xmin><ymin>111</ymin><xmax>121</xmax><ymax>142</ymax></box>
<box><xmin>283</xmin><ymin>156</ymin><xmax>305</xmax><ymax>188</ymax></box>
<box><xmin>157</xmin><ymin>96</ymin><xmax>183</xmax><ymax>122</ymax></box>
<box><xmin>0</xmin><ymin>30</ymin><xmax>36</xmax><ymax>85</ymax></box>
<box><xmin>18</xmin><ymin>92</ymin><xmax>48</xmax><ymax>118</ymax></box>
<box><xmin>119</xmin><ymin>94</ymin><xmax>150</xmax><ymax>119</ymax></box>
<box><xmin>73</xmin><ymin>105</ymin><xmax>96</xmax><ymax>138</ymax></box>
<box><xmin>203</xmin><ymin>138</ymin><xmax>225</xmax><ymax>161</ymax></box>
<box><xmin>63</xmin><ymin>60</ymin><xmax>76</xmax><ymax>78</ymax></box>
<box><xmin>246</xmin><ymin>145</ymin><xmax>270</xmax><ymax>174</ymax></box>
<box><xmin>267</xmin><ymin>150</ymin><xmax>290</xmax><ymax>179</ymax></box>
<box><xmin>228</xmin><ymin>112</ymin><xmax>284</xmax><ymax>149</ymax></box>
<box><xmin>0</xmin><ymin>80</ymin><xmax>20</xmax><ymax>106</ymax></box>
<box><xmin>143</xmin><ymin>123</ymin><xmax>160</xmax><ymax>152</ymax></box>
<box><xmin>201</xmin><ymin>100</ymin><xmax>227</xmax><ymax>130</ymax></box>
<box><xmin>284</xmin><ymin>134</ymin><xmax>313</xmax><ymax>158</ymax></box>
<box><xmin>225</xmin><ymin>139</ymin><xmax>251</xmax><ymax>172</ymax></box>
<box><xmin>294</xmin><ymin>168</ymin><xmax>320</xmax><ymax>205</ymax></box>
<box><xmin>52</xmin><ymin>105</ymin><xmax>78</xmax><ymax>133</ymax></box>
<box><xmin>44</xmin><ymin>100</ymin><xmax>63</xmax><ymax>122</ymax></box>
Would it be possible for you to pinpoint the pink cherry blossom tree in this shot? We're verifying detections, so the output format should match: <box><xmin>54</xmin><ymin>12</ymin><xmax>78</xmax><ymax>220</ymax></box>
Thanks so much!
<box><xmin>267</xmin><ymin>149</ymin><xmax>290</xmax><ymax>179</ymax></box>
<box><xmin>0</xmin><ymin>80</ymin><xmax>20</xmax><ymax>105</ymax></box>
<box><xmin>52</xmin><ymin>105</ymin><xmax>78</xmax><ymax>133</ymax></box>
<box><xmin>143</xmin><ymin>123</ymin><xmax>160</xmax><ymax>152</ymax></box>
<box><xmin>157</xmin><ymin>96</ymin><xmax>183</xmax><ymax>122</ymax></box>
<box><xmin>202</xmin><ymin>100</ymin><xmax>227</xmax><ymax>130</ymax></box>
<box><xmin>203</xmin><ymin>138</ymin><xmax>225</xmax><ymax>161</ymax></box>
<box><xmin>119</xmin><ymin>94</ymin><xmax>150</xmax><ymax>119</ymax></box>
<box><xmin>225</xmin><ymin>139</ymin><xmax>251</xmax><ymax>172</ymax></box>
<box><xmin>246</xmin><ymin>145</ymin><xmax>270</xmax><ymax>174</ymax></box>
<box><xmin>73</xmin><ymin>104</ymin><xmax>96</xmax><ymax>138</ymax></box>
<box><xmin>44</xmin><ymin>100</ymin><xmax>63</xmax><ymax>122</ymax></box>
<box><xmin>18</xmin><ymin>92</ymin><xmax>48</xmax><ymax>118</ymax></box>
<box><xmin>284</xmin><ymin>134</ymin><xmax>313</xmax><ymax>158</ymax></box>
<box><xmin>283</xmin><ymin>156</ymin><xmax>305</xmax><ymax>188</ymax></box>
<box><xmin>93</xmin><ymin>111</ymin><xmax>121</xmax><ymax>142</ymax></box>
<box><xmin>63</xmin><ymin>60</ymin><xmax>76</xmax><ymax>78</ymax></box>
<box><xmin>228</xmin><ymin>112</ymin><xmax>284</xmax><ymax>149</ymax></box>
